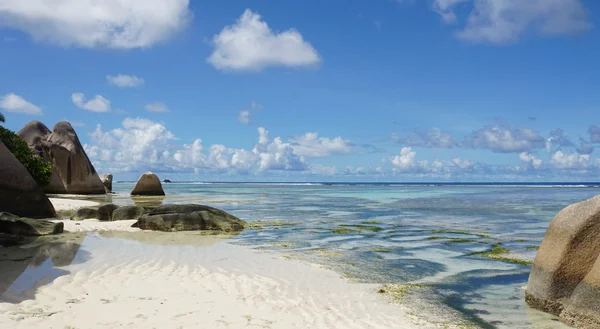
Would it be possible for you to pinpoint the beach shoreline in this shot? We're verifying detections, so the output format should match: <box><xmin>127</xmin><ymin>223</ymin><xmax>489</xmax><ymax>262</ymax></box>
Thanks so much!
<box><xmin>0</xmin><ymin>198</ymin><xmax>432</xmax><ymax>329</ymax></box>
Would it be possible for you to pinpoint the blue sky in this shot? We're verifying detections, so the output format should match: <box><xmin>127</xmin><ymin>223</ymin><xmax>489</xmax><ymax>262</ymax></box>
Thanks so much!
<box><xmin>1</xmin><ymin>0</ymin><xmax>599</xmax><ymax>181</ymax></box>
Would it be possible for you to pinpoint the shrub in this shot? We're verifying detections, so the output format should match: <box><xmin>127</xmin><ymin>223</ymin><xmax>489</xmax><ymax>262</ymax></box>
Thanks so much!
<box><xmin>0</xmin><ymin>126</ymin><xmax>52</xmax><ymax>186</ymax></box>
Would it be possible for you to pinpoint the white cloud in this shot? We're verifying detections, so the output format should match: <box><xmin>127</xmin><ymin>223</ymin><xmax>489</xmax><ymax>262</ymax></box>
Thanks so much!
<box><xmin>145</xmin><ymin>102</ymin><xmax>170</xmax><ymax>113</ymax></box>
<box><xmin>433</xmin><ymin>0</ymin><xmax>470</xmax><ymax>23</ymax></box>
<box><xmin>0</xmin><ymin>93</ymin><xmax>42</xmax><ymax>115</ymax></box>
<box><xmin>72</xmin><ymin>93</ymin><xmax>111</xmax><ymax>112</ymax></box>
<box><xmin>464</xmin><ymin>125</ymin><xmax>545</xmax><ymax>153</ymax></box>
<box><xmin>519</xmin><ymin>152</ymin><xmax>543</xmax><ymax>170</ymax></box>
<box><xmin>107</xmin><ymin>74</ymin><xmax>145</xmax><ymax>88</ymax></box>
<box><xmin>253</xmin><ymin>128</ymin><xmax>308</xmax><ymax>171</ymax></box>
<box><xmin>207</xmin><ymin>9</ymin><xmax>321</xmax><ymax>71</ymax></box>
<box><xmin>289</xmin><ymin>132</ymin><xmax>353</xmax><ymax>158</ymax></box>
<box><xmin>0</xmin><ymin>0</ymin><xmax>192</xmax><ymax>49</ymax></box>
<box><xmin>551</xmin><ymin>150</ymin><xmax>591</xmax><ymax>169</ymax></box>
<box><xmin>434</xmin><ymin>0</ymin><xmax>591</xmax><ymax>44</ymax></box>
<box><xmin>392</xmin><ymin>147</ymin><xmax>429</xmax><ymax>173</ymax></box>
<box><xmin>238</xmin><ymin>101</ymin><xmax>261</xmax><ymax>125</ymax></box>
<box><xmin>85</xmin><ymin>119</ymin><xmax>308</xmax><ymax>174</ymax></box>
<box><xmin>450</xmin><ymin>157</ymin><xmax>474</xmax><ymax>170</ymax></box>
<box><xmin>238</xmin><ymin>110</ymin><xmax>251</xmax><ymax>124</ymax></box>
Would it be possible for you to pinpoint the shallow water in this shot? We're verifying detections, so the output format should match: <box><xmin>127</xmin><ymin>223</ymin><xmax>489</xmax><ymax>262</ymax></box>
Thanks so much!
<box><xmin>3</xmin><ymin>183</ymin><xmax>600</xmax><ymax>328</ymax></box>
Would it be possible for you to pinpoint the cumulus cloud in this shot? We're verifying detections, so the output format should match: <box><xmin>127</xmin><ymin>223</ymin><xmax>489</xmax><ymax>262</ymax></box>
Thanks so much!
<box><xmin>551</xmin><ymin>150</ymin><xmax>591</xmax><ymax>169</ymax></box>
<box><xmin>207</xmin><ymin>9</ymin><xmax>321</xmax><ymax>71</ymax></box>
<box><xmin>434</xmin><ymin>0</ymin><xmax>591</xmax><ymax>44</ymax></box>
<box><xmin>145</xmin><ymin>102</ymin><xmax>170</xmax><ymax>113</ymax></box>
<box><xmin>519</xmin><ymin>152</ymin><xmax>543</xmax><ymax>170</ymax></box>
<box><xmin>464</xmin><ymin>125</ymin><xmax>545</xmax><ymax>153</ymax></box>
<box><xmin>85</xmin><ymin>118</ymin><xmax>308</xmax><ymax>174</ymax></box>
<box><xmin>392</xmin><ymin>128</ymin><xmax>457</xmax><ymax>148</ymax></box>
<box><xmin>0</xmin><ymin>0</ymin><xmax>192</xmax><ymax>49</ymax></box>
<box><xmin>391</xmin><ymin>147</ymin><xmax>431</xmax><ymax>173</ymax></box>
<box><xmin>72</xmin><ymin>93</ymin><xmax>111</xmax><ymax>112</ymax></box>
<box><xmin>0</xmin><ymin>93</ymin><xmax>42</xmax><ymax>115</ymax></box>
<box><xmin>106</xmin><ymin>74</ymin><xmax>145</xmax><ymax>88</ymax></box>
<box><xmin>289</xmin><ymin>132</ymin><xmax>353</xmax><ymax>158</ymax></box>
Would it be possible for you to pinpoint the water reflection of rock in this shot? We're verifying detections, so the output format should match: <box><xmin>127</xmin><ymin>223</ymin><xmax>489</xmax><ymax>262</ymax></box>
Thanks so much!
<box><xmin>0</xmin><ymin>233</ymin><xmax>88</xmax><ymax>299</ymax></box>
<box><xmin>131</xmin><ymin>195</ymin><xmax>165</xmax><ymax>208</ymax></box>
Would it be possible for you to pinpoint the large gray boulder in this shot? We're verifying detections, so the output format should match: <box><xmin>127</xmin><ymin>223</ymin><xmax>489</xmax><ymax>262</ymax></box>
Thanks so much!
<box><xmin>0</xmin><ymin>140</ymin><xmax>56</xmax><ymax>218</ymax></box>
<box><xmin>112</xmin><ymin>206</ymin><xmax>146</xmax><ymax>221</ymax></box>
<box><xmin>17</xmin><ymin>121</ymin><xmax>105</xmax><ymax>195</ymax></box>
<box><xmin>131</xmin><ymin>172</ymin><xmax>165</xmax><ymax>196</ymax></box>
<box><xmin>135</xmin><ymin>204</ymin><xmax>246</xmax><ymax>232</ymax></box>
<box><xmin>526</xmin><ymin>195</ymin><xmax>600</xmax><ymax>327</ymax></box>
<box><xmin>70</xmin><ymin>207</ymin><xmax>98</xmax><ymax>221</ymax></box>
<box><xmin>97</xmin><ymin>204</ymin><xmax>119</xmax><ymax>221</ymax></box>
<box><xmin>0</xmin><ymin>212</ymin><xmax>63</xmax><ymax>236</ymax></box>
<box><xmin>100</xmin><ymin>174</ymin><xmax>113</xmax><ymax>193</ymax></box>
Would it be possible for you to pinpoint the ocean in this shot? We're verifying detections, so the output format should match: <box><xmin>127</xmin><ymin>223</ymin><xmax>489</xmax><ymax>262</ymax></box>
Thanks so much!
<box><xmin>4</xmin><ymin>182</ymin><xmax>600</xmax><ymax>328</ymax></box>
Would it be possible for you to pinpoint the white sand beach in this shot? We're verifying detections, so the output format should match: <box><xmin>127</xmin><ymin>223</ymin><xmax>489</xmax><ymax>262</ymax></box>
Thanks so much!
<box><xmin>0</xmin><ymin>199</ymin><xmax>430</xmax><ymax>329</ymax></box>
<box><xmin>50</xmin><ymin>197</ymin><xmax>101</xmax><ymax>212</ymax></box>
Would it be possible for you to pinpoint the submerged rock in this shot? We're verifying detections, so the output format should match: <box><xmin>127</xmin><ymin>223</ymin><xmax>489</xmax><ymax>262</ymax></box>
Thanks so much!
<box><xmin>136</xmin><ymin>204</ymin><xmax>246</xmax><ymax>232</ymax></box>
<box><xmin>131</xmin><ymin>172</ymin><xmax>165</xmax><ymax>196</ymax></box>
<box><xmin>0</xmin><ymin>212</ymin><xmax>63</xmax><ymax>236</ymax></box>
<box><xmin>112</xmin><ymin>206</ymin><xmax>146</xmax><ymax>221</ymax></box>
<box><xmin>17</xmin><ymin>121</ymin><xmax>105</xmax><ymax>195</ymax></box>
<box><xmin>100</xmin><ymin>173</ymin><xmax>113</xmax><ymax>193</ymax></box>
<box><xmin>526</xmin><ymin>194</ymin><xmax>600</xmax><ymax>327</ymax></box>
<box><xmin>0</xmin><ymin>140</ymin><xmax>56</xmax><ymax>219</ymax></box>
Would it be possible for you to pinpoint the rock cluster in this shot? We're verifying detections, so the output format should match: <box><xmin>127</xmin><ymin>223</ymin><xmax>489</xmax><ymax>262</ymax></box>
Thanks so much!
<box><xmin>526</xmin><ymin>194</ymin><xmax>600</xmax><ymax>328</ymax></box>
<box><xmin>68</xmin><ymin>203</ymin><xmax>246</xmax><ymax>233</ymax></box>
<box><xmin>17</xmin><ymin>121</ymin><xmax>105</xmax><ymax>195</ymax></box>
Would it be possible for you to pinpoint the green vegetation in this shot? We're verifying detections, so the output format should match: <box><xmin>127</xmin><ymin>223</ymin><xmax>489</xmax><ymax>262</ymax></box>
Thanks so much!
<box><xmin>0</xmin><ymin>112</ymin><xmax>4</xmax><ymax>123</ymax></box>
<box><xmin>0</xmin><ymin>126</ymin><xmax>52</xmax><ymax>186</ymax></box>
<box><xmin>427</xmin><ymin>236</ymin><xmax>441</xmax><ymax>240</ymax></box>
<box><xmin>430</xmin><ymin>229</ymin><xmax>491</xmax><ymax>239</ymax></box>
<box><xmin>315</xmin><ymin>249</ymin><xmax>342</xmax><ymax>257</ymax></box>
<box><xmin>268</xmin><ymin>241</ymin><xmax>296</xmax><ymax>248</ymax></box>
<box><xmin>339</xmin><ymin>224</ymin><xmax>382</xmax><ymax>232</ymax></box>
<box><xmin>247</xmin><ymin>220</ymin><xmax>302</xmax><ymax>229</ymax></box>
<box><xmin>447</xmin><ymin>238</ymin><xmax>478</xmax><ymax>243</ymax></box>
<box><xmin>372</xmin><ymin>247</ymin><xmax>391</xmax><ymax>252</ymax></box>
<box><xmin>332</xmin><ymin>227</ymin><xmax>358</xmax><ymax>234</ymax></box>
<box><xmin>466</xmin><ymin>247</ymin><xmax>533</xmax><ymax>265</ymax></box>
<box><xmin>526</xmin><ymin>245</ymin><xmax>540</xmax><ymax>250</ymax></box>
<box><xmin>362</xmin><ymin>221</ymin><xmax>381</xmax><ymax>225</ymax></box>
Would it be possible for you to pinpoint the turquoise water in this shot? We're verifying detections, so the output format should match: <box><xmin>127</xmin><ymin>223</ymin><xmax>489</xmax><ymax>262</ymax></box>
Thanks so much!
<box><xmin>4</xmin><ymin>183</ymin><xmax>600</xmax><ymax>328</ymax></box>
<box><xmin>107</xmin><ymin>183</ymin><xmax>599</xmax><ymax>328</ymax></box>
